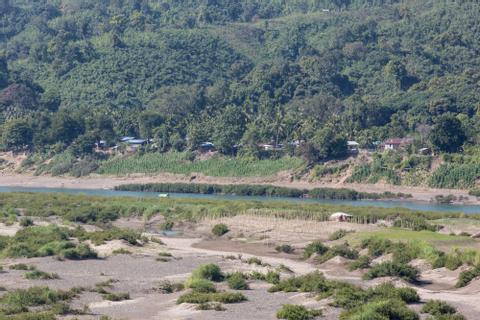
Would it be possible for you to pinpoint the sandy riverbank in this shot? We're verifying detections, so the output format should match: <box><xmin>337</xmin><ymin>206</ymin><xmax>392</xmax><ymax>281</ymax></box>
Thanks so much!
<box><xmin>0</xmin><ymin>173</ymin><xmax>477</xmax><ymax>205</ymax></box>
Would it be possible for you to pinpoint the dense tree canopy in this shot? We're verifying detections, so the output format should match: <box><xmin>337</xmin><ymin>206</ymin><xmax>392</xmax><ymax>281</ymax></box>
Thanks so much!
<box><xmin>0</xmin><ymin>0</ymin><xmax>479</xmax><ymax>159</ymax></box>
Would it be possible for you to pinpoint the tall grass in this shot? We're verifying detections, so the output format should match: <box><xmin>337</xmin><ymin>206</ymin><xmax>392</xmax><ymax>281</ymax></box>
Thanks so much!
<box><xmin>97</xmin><ymin>153</ymin><xmax>304</xmax><ymax>177</ymax></box>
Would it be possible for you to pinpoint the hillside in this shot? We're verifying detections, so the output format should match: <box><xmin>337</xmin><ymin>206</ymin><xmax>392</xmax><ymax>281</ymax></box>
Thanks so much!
<box><xmin>1</xmin><ymin>0</ymin><xmax>480</xmax><ymax>188</ymax></box>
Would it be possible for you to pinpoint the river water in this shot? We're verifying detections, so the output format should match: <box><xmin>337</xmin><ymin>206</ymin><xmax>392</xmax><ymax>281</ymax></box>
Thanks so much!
<box><xmin>0</xmin><ymin>186</ymin><xmax>479</xmax><ymax>214</ymax></box>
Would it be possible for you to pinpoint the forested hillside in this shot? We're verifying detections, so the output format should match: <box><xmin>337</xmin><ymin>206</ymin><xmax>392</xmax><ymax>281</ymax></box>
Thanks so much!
<box><xmin>1</xmin><ymin>0</ymin><xmax>480</xmax><ymax>187</ymax></box>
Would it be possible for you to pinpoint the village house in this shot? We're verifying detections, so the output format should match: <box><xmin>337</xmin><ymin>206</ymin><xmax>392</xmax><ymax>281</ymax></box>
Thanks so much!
<box><xmin>382</xmin><ymin>138</ymin><xmax>413</xmax><ymax>151</ymax></box>
<box><xmin>347</xmin><ymin>140</ymin><xmax>360</xmax><ymax>153</ymax></box>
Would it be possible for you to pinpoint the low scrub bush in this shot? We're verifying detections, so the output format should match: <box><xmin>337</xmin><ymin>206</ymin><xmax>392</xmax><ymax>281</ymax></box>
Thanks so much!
<box><xmin>177</xmin><ymin>292</ymin><xmax>246</xmax><ymax>304</ymax></box>
<box><xmin>211</xmin><ymin>224</ymin><xmax>229</xmax><ymax>237</ymax></box>
<box><xmin>276</xmin><ymin>304</ymin><xmax>321</xmax><ymax>320</ymax></box>
<box><xmin>361</xmin><ymin>237</ymin><xmax>393</xmax><ymax>257</ymax></box>
<box><xmin>19</xmin><ymin>217</ymin><xmax>34</xmax><ymax>227</ymax></box>
<box><xmin>191</xmin><ymin>264</ymin><xmax>224</xmax><ymax>282</ymax></box>
<box><xmin>25</xmin><ymin>270</ymin><xmax>60</xmax><ymax>280</ymax></box>
<box><xmin>275</xmin><ymin>244</ymin><xmax>295</xmax><ymax>254</ymax></box>
<box><xmin>339</xmin><ymin>298</ymin><xmax>419</xmax><ymax>320</ymax></box>
<box><xmin>363</xmin><ymin>262</ymin><xmax>419</xmax><ymax>282</ymax></box>
<box><xmin>332</xmin><ymin>282</ymin><xmax>419</xmax><ymax>310</ymax></box>
<box><xmin>456</xmin><ymin>266</ymin><xmax>480</xmax><ymax>288</ymax></box>
<box><xmin>269</xmin><ymin>271</ymin><xmax>335</xmax><ymax>294</ymax></box>
<box><xmin>227</xmin><ymin>272</ymin><xmax>249</xmax><ymax>290</ymax></box>
<box><xmin>185</xmin><ymin>278</ymin><xmax>217</xmax><ymax>293</ymax></box>
<box><xmin>328</xmin><ymin>229</ymin><xmax>352</xmax><ymax>241</ymax></box>
<box><xmin>421</xmin><ymin>300</ymin><xmax>457</xmax><ymax>316</ymax></box>
<box><xmin>102</xmin><ymin>292</ymin><xmax>130</xmax><ymax>301</ymax></box>
<box><xmin>0</xmin><ymin>287</ymin><xmax>77</xmax><ymax>315</ymax></box>
<box><xmin>9</xmin><ymin>264</ymin><xmax>34</xmax><ymax>271</ymax></box>
<box><xmin>156</xmin><ymin>280</ymin><xmax>184</xmax><ymax>294</ymax></box>
<box><xmin>303</xmin><ymin>241</ymin><xmax>328</xmax><ymax>259</ymax></box>
<box><xmin>349</xmin><ymin>255</ymin><xmax>371</xmax><ymax>271</ymax></box>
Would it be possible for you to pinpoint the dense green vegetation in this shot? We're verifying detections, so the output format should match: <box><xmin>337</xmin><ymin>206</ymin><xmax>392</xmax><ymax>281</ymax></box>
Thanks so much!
<box><xmin>1</xmin><ymin>0</ymin><xmax>480</xmax><ymax>189</ymax></box>
<box><xmin>0</xmin><ymin>192</ymin><xmax>477</xmax><ymax>231</ymax></box>
<box><xmin>116</xmin><ymin>182</ymin><xmax>412</xmax><ymax>200</ymax></box>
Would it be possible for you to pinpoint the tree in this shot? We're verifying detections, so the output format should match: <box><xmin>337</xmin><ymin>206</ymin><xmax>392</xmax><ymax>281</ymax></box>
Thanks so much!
<box><xmin>312</xmin><ymin>126</ymin><xmax>348</xmax><ymax>161</ymax></box>
<box><xmin>0</xmin><ymin>57</ymin><xmax>8</xmax><ymax>89</ymax></box>
<box><xmin>1</xmin><ymin>118</ymin><xmax>33</xmax><ymax>151</ymax></box>
<box><xmin>213</xmin><ymin>105</ymin><xmax>245</xmax><ymax>155</ymax></box>
<box><xmin>429</xmin><ymin>115</ymin><xmax>466</xmax><ymax>153</ymax></box>
<box><xmin>138</xmin><ymin>111</ymin><xmax>163</xmax><ymax>139</ymax></box>
<box><xmin>50</xmin><ymin>111</ymin><xmax>84</xmax><ymax>144</ymax></box>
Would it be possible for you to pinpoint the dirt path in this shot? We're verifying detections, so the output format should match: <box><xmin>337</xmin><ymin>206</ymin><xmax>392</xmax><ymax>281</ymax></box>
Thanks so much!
<box><xmin>158</xmin><ymin>236</ymin><xmax>317</xmax><ymax>274</ymax></box>
<box><xmin>0</xmin><ymin>173</ymin><xmax>477</xmax><ymax>204</ymax></box>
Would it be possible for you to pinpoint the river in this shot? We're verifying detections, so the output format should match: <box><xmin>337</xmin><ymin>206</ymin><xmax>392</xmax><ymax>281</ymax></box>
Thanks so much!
<box><xmin>1</xmin><ymin>186</ymin><xmax>479</xmax><ymax>214</ymax></box>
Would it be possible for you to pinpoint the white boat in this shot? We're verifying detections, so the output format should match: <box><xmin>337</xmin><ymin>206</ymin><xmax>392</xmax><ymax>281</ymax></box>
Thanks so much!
<box><xmin>158</xmin><ymin>193</ymin><xmax>170</xmax><ymax>198</ymax></box>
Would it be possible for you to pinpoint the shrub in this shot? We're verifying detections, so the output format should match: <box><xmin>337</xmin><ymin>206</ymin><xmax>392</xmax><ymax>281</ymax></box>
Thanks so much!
<box><xmin>19</xmin><ymin>217</ymin><xmax>34</xmax><ymax>227</ymax></box>
<box><xmin>227</xmin><ymin>272</ymin><xmax>249</xmax><ymax>290</ymax></box>
<box><xmin>112</xmin><ymin>248</ymin><xmax>132</xmax><ymax>255</ymax></box>
<box><xmin>329</xmin><ymin>229</ymin><xmax>352</xmax><ymax>241</ymax></box>
<box><xmin>303</xmin><ymin>241</ymin><xmax>328</xmax><ymax>259</ymax></box>
<box><xmin>58</xmin><ymin>243</ymin><xmax>98</xmax><ymax>260</ymax></box>
<box><xmin>269</xmin><ymin>271</ymin><xmax>332</xmax><ymax>294</ymax></box>
<box><xmin>363</xmin><ymin>262</ymin><xmax>419</xmax><ymax>282</ymax></box>
<box><xmin>455</xmin><ymin>266</ymin><xmax>480</xmax><ymax>287</ymax></box>
<box><xmin>339</xmin><ymin>299</ymin><xmax>419</xmax><ymax>320</ymax></box>
<box><xmin>102</xmin><ymin>292</ymin><xmax>130</xmax><ymax>301</ymax></box>
<box><xmin>25</xmin><ymin>270</ymin><xmax>60</xmax><ymax>280</ymax></box>
<box><xmin>265</xmin><ymin>271</ymin><xmax>281</xmax><ymax>284</ymax></box>
<box><xmin>211</xmin><ymin>224</ymin><xmax>229</xmax><ymax>237</ymax></box>
<box><xmin>196</xmin><ymin>302</ymin><xmax>226</xmax><ymax>311</ymax></box>
<box><xmin>156</xmin><ymin>280</ymin><xmax>184</xmax><ymax>294</ymax></box>
<box><xmin>9</xmin><ymin>264</ymin><xmax>35</xmax><ymax>271</ymax></box>
<box><xmin>160</xmin><ymin>221</ymin><xmax>174</xmax><ymax>231</ymax></box>
<box><xmin>349</xmin><ymin>255</ymin><xmax>371</xmax><ymax>271</ymax></box>
<box><xmin>185</xmin><ymin>278</ymin><xmax>217</xmax><ymax>293</ymax></box>
<box><xmin>276</xmin><ymin>304</ymin><xmax>322</xmax><ymax>320</ymax></box>
<box><xmin>246</xmin><ymin>257</ymin><xmax>263</xmax><ymax>265</ymax></box>
<box><xmin>361</xmin><ymin>237</ymin><xmax>393</xmax><ymax>257</ymax></box>
<box><xmin>191</xmin><ymin>264</ymin><xmax>224</xmax><ymax>282</ymax></box>
<box><xmin>421</xmin><ymin>300</ymin><xmax>456</xmax><ymax>316</ymax></box>
<box><xmin>275</xmin><ymin>244</ymin><xmax>295</xmax><ymax>254</ymax></box>
<box><xmin>177</xmin><ymin>292</ymin><xmax>246</xmax><ymax>304</ymax></box>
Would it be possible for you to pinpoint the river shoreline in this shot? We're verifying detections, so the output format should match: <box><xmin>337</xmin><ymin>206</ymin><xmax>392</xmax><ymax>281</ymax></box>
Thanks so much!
<box><xmin>0</xmin><ymin>173</ymin><xmax>478</xmax><ymax>206</ymax></box>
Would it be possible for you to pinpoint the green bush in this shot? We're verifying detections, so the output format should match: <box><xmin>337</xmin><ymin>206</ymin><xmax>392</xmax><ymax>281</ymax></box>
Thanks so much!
<box><xmin>212</xmin><ymin>224</ymin><xmax>229</xmax><ymax>237</ymax></box>
<box><xmin>160</xmin><ymin>221</ymin><xmax>174</xmax><ymax>231</ymax></box>
<box><xmin>227</xmin><ymin>272</ymin><xmax>249</xmax><ymax>290</ymax></box>
<box><xmin>363</xmin><ymin>262</ymin><xmax>419</xmax><ymax>282</ymax></box>
<box><xmin>269</xmin><ymin>271</ymin><xmax>333</xmax><ymax>294</ymax></box>
<box><xmin>455</xmin><ymin>266</ymin><xmax>480</xmax><ymax>288</ymax></box>
<box><xmin>58</xmin><ymin>243</ymin><xmax>98</xmax><ymax>260</ymax></box>
<box><xmin>191</xmin><ymin>264</ymin><xmax>224</xmax><ymax>282</ymax></box>
<box><xmin>303</xmin><ymin>241</ymin><xmax>329</xmax><ymax>259</ymax></box>
<box><xmin>185</xmin><ymin>278</ymin><xmax>217</xmax><ymax>293</ymax></box>
<box><xmin>349</xmin><ymin>255</ymin><xmax>371</xmax><ymax>271</ymax></box>
<box><xmin>102</xmin><ymin>292</ymin><xmax>130</xmax><ymax>301</ymax></box>
<box><xmin>25</xmin><ymin>270</ymin><xmax>60</xmax><ymax>280</ymax></box>
<box><xmin>421</xmin><ymin>300</ymin><xmax>457</xmax><ymax>316</ymax></box>
<box><xmin>339</xmin><ymin>298</ymin><xmax>419</xmax><ymax>320</ymax></box>
<box><xmin>177</xmin><ymin>292</ymin><xmax>246</xmax><ymax>304</ymax></box>
<box><xmin>19</xmin><ymin>217</ymin><xmax>34</xmax><ymax>227</ymax></box>
<box><xmin>265</xmin><ymin>271</ymin><xmax>281</xmax><ymax>284</ymax></box>
<box><xmin>276</xmin><ymin>304</ymin><xmax>321</xmax><ymax>320</ymax></box>
<box><xmin>9</xmin><ymin>264</ymin><xmax>34</xmax><ymax>271</ymax></box>
<box><xmin>275</xmin><ymin>244</ymin><xmax>295</xmax><ymax>254</ymax></box>
<box><xmin>328</xmin><ymin>229</ymin><xmax>351</xmax><ymax>241</ymax></box>
<box><xmin>361</xmin><ymin>237</ymin><xmax>393</xmax><ymax>257</ymax></box>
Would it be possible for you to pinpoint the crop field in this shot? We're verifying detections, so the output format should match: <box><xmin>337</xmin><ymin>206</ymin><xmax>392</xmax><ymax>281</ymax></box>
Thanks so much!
<box><xmin>97</xmin><ymin>153</ymin><xmax>304</xmax><ymax>177</ymax></box>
